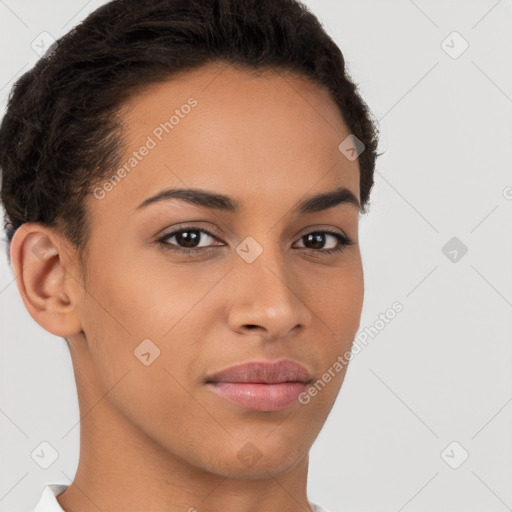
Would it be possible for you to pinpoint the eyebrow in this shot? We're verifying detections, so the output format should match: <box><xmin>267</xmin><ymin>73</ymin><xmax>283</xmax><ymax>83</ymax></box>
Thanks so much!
<box><xmin>135</xmin><ymin>185</ymin><xmax>360</xmax><ymax>214</ymax></box>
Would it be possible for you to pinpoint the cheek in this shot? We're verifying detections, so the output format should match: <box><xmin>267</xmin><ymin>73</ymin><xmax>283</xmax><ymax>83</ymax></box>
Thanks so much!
<box><xmin>304</xmin><ymin>254</ymin><xmax>364</xmax><ymax>340</ymax></box>
<box><xmin>77</xmin><ymin>262</ymin><xmax>203</xmax><ymax>428</ymax></box>
<box><xmin>79</xmin><ymin>249</ymin><xmax>215</xmax><ymax>388</ymax></box>
<box><xmin>83</xmin><ymin>248</ymin><xmax>176</xmax><ymax>338</ymax></box>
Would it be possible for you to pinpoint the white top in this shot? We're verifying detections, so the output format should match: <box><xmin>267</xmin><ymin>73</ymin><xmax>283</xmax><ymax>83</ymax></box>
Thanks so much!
<box><xmin>33</xmin><ymin>484</ymin><xmax>331</xmax><ymax>512</ymax></box>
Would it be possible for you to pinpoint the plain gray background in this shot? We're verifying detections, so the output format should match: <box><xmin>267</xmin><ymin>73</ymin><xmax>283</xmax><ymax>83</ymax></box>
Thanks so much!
<box><xmin>1</xmin><ymin>1</ymin><xmax>511</xmax><ymax>511</ymax></box>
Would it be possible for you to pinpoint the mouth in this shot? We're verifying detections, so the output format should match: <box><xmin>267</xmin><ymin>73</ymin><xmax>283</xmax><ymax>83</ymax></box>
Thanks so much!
<box><xmin>205</xmin><ymin>359</ymin><xmax>312</xmax><ymax>411</ymax></box>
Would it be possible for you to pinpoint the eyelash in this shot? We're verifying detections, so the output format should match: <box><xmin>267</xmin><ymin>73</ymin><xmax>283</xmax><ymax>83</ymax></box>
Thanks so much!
<box><xmin>156</xmin><ymin>227</ymin><xmax>354</xmax><ymax>256</ymax></box>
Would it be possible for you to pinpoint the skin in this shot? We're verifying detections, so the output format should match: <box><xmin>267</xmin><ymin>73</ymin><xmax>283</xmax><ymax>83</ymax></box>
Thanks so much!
<box><xmin>10</xmin><ymin>62</ymin><xmax>364</xmax><ymax>512</ymax></box>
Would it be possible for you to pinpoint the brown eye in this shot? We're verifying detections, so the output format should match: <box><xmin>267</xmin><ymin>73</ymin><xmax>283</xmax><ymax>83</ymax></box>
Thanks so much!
<box><xmin>157</xmin><ymin>227</ymin><xmax>353</xmax><ymax>257</ymax></box>
<box><xmin>157</xmin><ymin>227</ymin><xmax>224</xmax><ymax>254</ymax></box>
<box><xmin>293</xmin><ymin>231</ymin><xmax>353</xmax><ymax>254</ymax></box>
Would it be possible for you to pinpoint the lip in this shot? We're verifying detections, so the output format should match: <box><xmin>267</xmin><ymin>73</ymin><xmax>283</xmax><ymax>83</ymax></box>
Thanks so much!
<box><xmin>205</xmin><ymin>359</ymin><xmax>312</xmax><ymax>411</ymax></box>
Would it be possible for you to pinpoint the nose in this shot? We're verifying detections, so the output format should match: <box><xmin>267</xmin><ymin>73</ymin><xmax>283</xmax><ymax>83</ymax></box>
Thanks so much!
<box><xmin>227</xmin><ymin>247</ymin><xmax>313</xmax><ymax>341</ymax></box>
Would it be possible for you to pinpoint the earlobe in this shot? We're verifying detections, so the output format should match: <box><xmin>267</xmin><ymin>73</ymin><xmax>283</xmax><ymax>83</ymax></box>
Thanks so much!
<box><xmin>9</xmin><ymin>223</ymin><xmax>84</xmax><ymax>338</ymax></box>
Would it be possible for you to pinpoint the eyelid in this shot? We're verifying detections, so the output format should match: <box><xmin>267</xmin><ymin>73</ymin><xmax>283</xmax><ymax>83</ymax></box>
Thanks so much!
<box><xmin>156</xmin><ymin>223</ymin><xmax>353</xmax><ymax>255</ymax></box>
<box><xmin>157</xmin><ymin>222</ymin><xmax>225</xmax><ymax>242</ymax></box>
<box><xmin>157</xmin><ymin>223</ymin><xmax>350</xmax><ymax>243</ymax></box>
<box><xmin>157</xmin><ymin>226</ymin><xmax>225</xmax><ymax>249</ymax></box>
<box><xmin>295</xmin><ymin>225</ymin><xmax>349</xmax><ymax>239</ymax></box>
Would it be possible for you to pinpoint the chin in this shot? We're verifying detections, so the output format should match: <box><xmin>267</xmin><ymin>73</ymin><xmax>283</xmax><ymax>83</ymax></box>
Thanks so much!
<box><xmin>201</xmin><ymin>439</ymin><xmax>309</xmax><ymax>480</ymax></box>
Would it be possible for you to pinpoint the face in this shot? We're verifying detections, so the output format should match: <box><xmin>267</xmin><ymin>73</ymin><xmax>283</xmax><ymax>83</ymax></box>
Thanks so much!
<box><xmin>63</xmin><ymin>63</ymin><xmax>364</xmax><ymax>478</ymax></box>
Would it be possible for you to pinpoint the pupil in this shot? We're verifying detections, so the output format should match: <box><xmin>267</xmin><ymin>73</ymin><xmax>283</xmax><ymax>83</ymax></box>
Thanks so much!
<box><xmin>174</xmin><ymin>231</ymin><xmax>328</xmax><ymax>250</ymax></box>
<box><xmin>305</xmin><ymin>233</ymin><xmax>325</xmax><ymax>249</ymax></box>
<box><xmin>177</xmin><ymin>230</ymin><xmax>200</xmax><ymax>248</ymax></box>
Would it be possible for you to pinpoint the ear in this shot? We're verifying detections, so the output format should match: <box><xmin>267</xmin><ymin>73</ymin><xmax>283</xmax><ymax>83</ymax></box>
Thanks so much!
<box><xmin>9</xmin><ymin>223</ymin><xmax>84</xmax><ymax>338</ymax></box>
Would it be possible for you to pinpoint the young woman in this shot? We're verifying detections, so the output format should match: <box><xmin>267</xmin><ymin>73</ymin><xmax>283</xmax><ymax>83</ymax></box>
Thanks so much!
<box><xmin>0</xmin><ymin>0</ymin><xmax>380</xmax><ymax>511</ymax></box>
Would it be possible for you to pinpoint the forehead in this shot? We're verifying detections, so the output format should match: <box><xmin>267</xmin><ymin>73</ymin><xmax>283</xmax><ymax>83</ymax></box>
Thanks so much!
<box><xmin>90</xmin><ymin>62</ymin><xmax>360</xmax><ymax>219</ymax></box>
